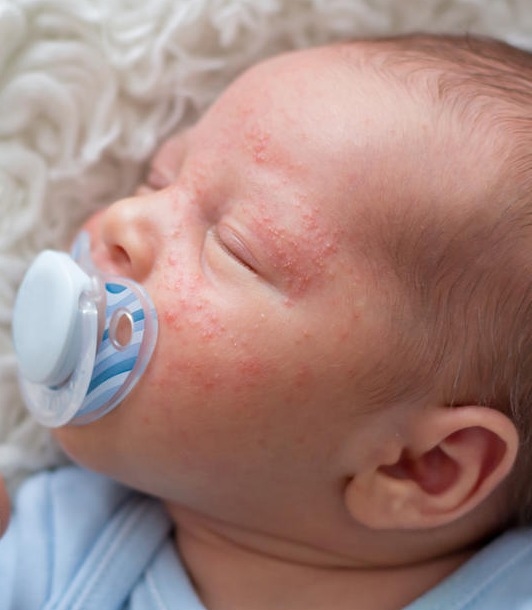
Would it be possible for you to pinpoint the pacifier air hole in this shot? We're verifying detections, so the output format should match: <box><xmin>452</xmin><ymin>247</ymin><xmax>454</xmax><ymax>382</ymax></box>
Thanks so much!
<box><xmin>109</xmin><ymin>309</ymin><xmax>134</xmax><ymax>350</ymax></box>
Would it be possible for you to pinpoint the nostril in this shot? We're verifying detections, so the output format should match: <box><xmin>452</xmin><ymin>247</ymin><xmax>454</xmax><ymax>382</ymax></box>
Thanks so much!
<box><xmin>109</xmin><ymin>244</ymin><xmax>131</xmax><ymax>271</ymax></box>
<box><xmin>99</xmin><ymin>196</ymin><xmax>157</xmax><ymax>281</ymax></box>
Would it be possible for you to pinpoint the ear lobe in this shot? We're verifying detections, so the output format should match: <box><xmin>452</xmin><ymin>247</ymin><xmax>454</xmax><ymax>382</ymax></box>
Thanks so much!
<box><xmin>344</xmin><ymin>406</ymin><xmax>518</xmax><ymax>530</ymax></box>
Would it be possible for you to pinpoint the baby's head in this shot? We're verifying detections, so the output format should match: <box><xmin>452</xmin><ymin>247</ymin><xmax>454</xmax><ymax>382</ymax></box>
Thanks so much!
<box><xmin>52</xmin><ymin>34</ymin><xmax>532</xmax><ymax>564</ymax></box>
<box><xmin>351</xmin><ymin>34</ymin><xmax>532</xmax><ymax>526</ymax></box>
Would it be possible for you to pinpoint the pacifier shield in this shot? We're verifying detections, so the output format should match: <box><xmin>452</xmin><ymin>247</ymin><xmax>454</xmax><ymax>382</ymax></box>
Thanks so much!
<box><xmin>73</xmin><ymin>279</ymin><xmax>158</xmax><ymax>424</ymax></box>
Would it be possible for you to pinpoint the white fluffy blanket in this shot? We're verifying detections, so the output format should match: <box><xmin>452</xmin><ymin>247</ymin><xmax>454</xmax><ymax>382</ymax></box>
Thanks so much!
<box><xmin>1</xmin><ymin>0</ymin><xmax>531</xmax><ymax>489</ymax></box>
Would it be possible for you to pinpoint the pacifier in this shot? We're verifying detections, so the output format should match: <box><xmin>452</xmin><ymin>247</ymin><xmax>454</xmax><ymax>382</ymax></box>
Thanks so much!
<box><xmin>12</xmin><ymin>232</ymin><xmax>158</xmax><ymax>427</ymax></box>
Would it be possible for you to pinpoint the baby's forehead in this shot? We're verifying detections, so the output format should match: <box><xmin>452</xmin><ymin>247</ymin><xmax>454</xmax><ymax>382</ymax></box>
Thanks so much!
<box><xmin>163</xmin><ymin>41</ymin><xmax>497</xmax><ymax>235</ymax></box>
<box><xmin>198</xmin><ymin>44</ymin><xmax>427</xmax><ymax>165</ymax></box>
<box><xmin>189</xmin><ymin>52</ymin><xmax>431</xmax><ymax>203</ymax></box>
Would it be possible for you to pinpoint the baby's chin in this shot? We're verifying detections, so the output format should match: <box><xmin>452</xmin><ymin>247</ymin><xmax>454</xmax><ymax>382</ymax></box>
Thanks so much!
<box><xmin>51</xmin><ymin>413</ymin><xmax>120</xmax><ymax>476</ymax></box>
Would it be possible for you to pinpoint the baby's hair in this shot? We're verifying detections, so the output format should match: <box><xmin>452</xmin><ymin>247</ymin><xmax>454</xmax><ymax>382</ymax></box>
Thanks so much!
<box><xmin>348</xmin><ymin>34</ymin><xmax>532</xmax><ymax>525</ymax></box>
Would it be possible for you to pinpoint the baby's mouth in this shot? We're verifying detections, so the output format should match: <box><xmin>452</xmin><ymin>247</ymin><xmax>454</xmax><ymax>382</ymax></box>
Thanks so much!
<box><xmin>12</xmin><ymin>231</ymin><xmax>158</xmax><ymax>428</ymax></box>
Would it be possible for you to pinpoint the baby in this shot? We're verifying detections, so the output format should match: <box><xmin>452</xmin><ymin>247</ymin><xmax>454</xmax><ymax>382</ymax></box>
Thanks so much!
<box><xmin>2</xmin><ymin>32</ymin><xmax>532</xmax><ymax>610</ymax></box>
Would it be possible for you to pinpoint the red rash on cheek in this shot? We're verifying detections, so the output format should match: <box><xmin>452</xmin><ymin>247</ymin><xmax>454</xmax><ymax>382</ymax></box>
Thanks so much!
<box><xmin>233</xmin><ymin>355</ymin><xmax>273</xmax><ymax>389</ymax></box>
<box><xmin>281</xmin><ymin>363</ymin><xmax>317</xmax><ymax>407</ymax></box>
<box><xmin>160</xmin><ymin>293</ymin><xmax>226</xmax><ymax>341</ymax></box>
<box><xmin>151</xmin><ymin>341</ymin><xmax>275</xmax><ymax>401</ymax></box>
<box><xmin>151</xmin><ymin>357</ymin><xmax>223</xmax><ymax>398</ymax></box>
<box><xmin>155</xmin><ymin>250</ymin><xmax>226</xmax><ymax>340</ymax></box>
<box><xmin>153</xmin><ymin>253</ymin><xmax>276</xmax><ymax>397</ymax></box>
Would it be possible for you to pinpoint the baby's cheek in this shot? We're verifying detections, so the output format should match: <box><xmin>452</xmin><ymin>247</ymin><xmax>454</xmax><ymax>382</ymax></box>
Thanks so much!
<box><xmin>151</xmin><ymin>292</ymin><xmax>274</xmax><ymax>401</ymax></box>
<box><xmin>152</xmin><ymin>336</ymin><xmax>275</xmax><ymax>398</ymax></box>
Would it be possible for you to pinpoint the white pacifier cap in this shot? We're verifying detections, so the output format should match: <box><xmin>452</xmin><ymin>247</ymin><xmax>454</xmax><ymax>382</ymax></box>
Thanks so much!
<box><xmin>13</xmin><ymin>251</ymin><xmax>93</xmax><ymax>387</ymax></box>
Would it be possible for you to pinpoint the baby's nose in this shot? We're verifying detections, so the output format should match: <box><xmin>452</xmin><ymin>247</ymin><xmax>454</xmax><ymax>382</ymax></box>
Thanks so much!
<box><xmin>99</xmin><ymin>194</ymin><xmax>158</xmax><ymax>281</ymax></box>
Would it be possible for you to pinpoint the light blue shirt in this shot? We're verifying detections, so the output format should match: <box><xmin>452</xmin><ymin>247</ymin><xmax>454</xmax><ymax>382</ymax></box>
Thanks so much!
<box><xmin>1</xmin><ymin>466</ymin><xmax>532</xmax><ymax>609</ymax></box>
<box><xmin>0</xmin><ymin>467</ymin><xmax>206</xmax><ymax>610</ymax></box>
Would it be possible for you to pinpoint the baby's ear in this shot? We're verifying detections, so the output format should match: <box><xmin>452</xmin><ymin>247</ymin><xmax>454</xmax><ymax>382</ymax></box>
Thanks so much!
<box><xmin>344</xmin><ymin>405</ymin><xmax>518</xmax><ymax>530</ymax></box>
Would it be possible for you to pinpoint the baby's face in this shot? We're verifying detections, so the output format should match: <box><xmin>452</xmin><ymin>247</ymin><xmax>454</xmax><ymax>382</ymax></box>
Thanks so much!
<box><xmin>54</xmin><ymin>45</ymin><xmax>446</xmax><ymax>538</ymax></box>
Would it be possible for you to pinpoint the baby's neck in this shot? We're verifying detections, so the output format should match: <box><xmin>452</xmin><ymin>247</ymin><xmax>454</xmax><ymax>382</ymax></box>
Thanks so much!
<box><xmin>167</xmin><ymin>506</ymin><xmax>475</xmax><ymax>610</ymax></box>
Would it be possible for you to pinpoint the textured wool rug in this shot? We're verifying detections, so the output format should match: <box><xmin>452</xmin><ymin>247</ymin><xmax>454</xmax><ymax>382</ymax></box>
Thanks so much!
<box><xmin>1</xmin><ymin>0</ymin><xmax>531</xmax><ymax>489</ymax></box>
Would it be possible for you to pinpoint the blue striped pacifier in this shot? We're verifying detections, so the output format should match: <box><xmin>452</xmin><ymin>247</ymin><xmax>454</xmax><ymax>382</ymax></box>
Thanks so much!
<box><xmin>12</xmin><ymin>232</ymin><xmax>158</xmax><ymax>427</ymax></box>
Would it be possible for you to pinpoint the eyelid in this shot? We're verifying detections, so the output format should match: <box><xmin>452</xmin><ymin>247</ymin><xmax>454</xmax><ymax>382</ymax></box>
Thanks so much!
<box><xmin>215</xmin><ymin>223</ymin><xmax>260</xmax><ymax>273</ymax></box>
